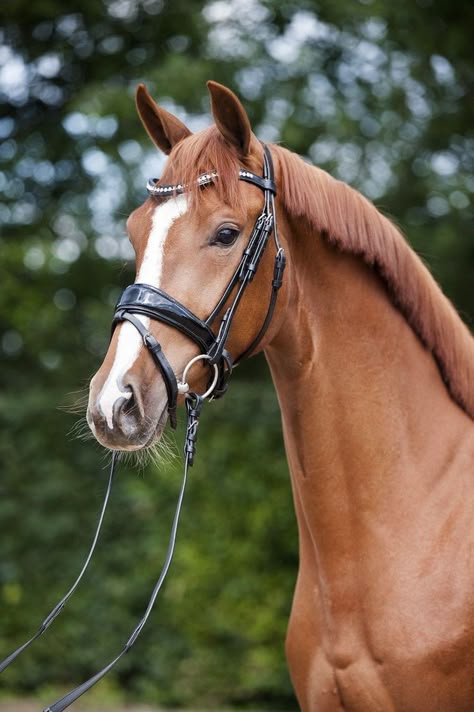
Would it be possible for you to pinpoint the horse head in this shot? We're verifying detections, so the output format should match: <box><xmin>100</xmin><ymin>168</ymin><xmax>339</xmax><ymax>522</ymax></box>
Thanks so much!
<box><xmin>87</xmin><ymin>82</ymin><xmax>289</xmax><ymax>450</ymax></box>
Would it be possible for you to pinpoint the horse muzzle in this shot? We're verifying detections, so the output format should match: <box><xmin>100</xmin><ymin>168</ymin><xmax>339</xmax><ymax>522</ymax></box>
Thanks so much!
<box><xmin>87</xmin><ymin>368</ymin><xmax>169</xmax><ymax>450</ymax></box>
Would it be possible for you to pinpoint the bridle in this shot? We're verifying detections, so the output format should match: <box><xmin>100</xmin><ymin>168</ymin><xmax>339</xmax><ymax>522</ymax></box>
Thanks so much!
<box><xmin>0</xmin><ymin>144</ymin><xmax>286</xmax><ymax>711</ymax></box>
<box><xmin>112</xmin><ymin>143</ymin><xmax>285</xmax><ymax>432</ymax></box>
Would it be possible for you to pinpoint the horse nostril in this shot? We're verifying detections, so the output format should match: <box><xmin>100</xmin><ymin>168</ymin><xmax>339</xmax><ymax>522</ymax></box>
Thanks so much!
<box><xmin>122</xmin><ymin>396</ymin><xmax>135</xmax><ymax>416</ymax></box>
<box><xmin>112</xmin><ymin>388</ymin><xmax>138</xmax><ymax>434</ymax></box>
<box><xmin>112</xmin><ymin>380</ymin><xmax>147</xmax><ymax>438</ymax></box>
<box><xmin>122</xmin><ymin>376</ymin><xmax>146</xmax><ymax>420</ymax></box>
<box><xmin>113</xmin><ymin>392</ymin><xmax>132</xmax><ymax>421</ymax></box>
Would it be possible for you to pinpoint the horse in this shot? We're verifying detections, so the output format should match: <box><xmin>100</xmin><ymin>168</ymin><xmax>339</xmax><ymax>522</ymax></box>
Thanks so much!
<box><xmin>87</xmin><ymin>81</ymin><xmax>474</xmax><ymax>711</ymax></box>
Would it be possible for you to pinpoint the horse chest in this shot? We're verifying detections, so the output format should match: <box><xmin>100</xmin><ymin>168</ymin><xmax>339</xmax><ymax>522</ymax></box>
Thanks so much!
<box><xmin>287</xmin><ymin>563</ymin><xmax>474</xmax><ymax>711</ymax></box>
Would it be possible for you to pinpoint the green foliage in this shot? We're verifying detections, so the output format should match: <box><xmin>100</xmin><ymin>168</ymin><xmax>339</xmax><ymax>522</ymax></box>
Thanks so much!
<box><xmin>0</xmin><ymin>0</ymin><xmax>472</xmax><ymax>709</ymax></box>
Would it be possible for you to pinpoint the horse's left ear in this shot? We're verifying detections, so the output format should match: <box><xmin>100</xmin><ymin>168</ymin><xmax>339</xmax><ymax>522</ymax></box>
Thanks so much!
<box><xmin>207</xmin><ymin>81</ymin><xmax>252</xmax><ymax>156</ymax></box>
<box><xmin>136</xmin><ymin>83</ymin><xmax>192</xmax><ymax>155</ymax></box>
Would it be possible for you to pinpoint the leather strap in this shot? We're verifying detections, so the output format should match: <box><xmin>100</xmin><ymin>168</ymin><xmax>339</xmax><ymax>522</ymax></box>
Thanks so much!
<box><xmin>238</xmin><ymin>172</ymin><xmax>276</xmax><ymax>194</ymax></box>
<box><xmin>114</xmin><ymin>284</ymin><xmax>216</xmax><ymax>353</ymax></box>
<box><xmin>146</xmin><ymin>168</ymin><xmax>276</xmax><ymax>197</ymax></box>
<box><xmin>113</xmin><ymin>311</ymin><xmax>178</xmax><ymax>429</ymax></box>
<box><xmin>0</xmin><ymin>453</ymin><xmax>118</xmax><ymax>675</ymax></box>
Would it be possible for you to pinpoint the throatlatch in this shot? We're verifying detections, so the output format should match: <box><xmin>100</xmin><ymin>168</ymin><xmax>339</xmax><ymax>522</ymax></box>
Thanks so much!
<box><xmin>0</xmin><ymin>144</ymin><xmax>286</xmax><ymax>712</ymax></box>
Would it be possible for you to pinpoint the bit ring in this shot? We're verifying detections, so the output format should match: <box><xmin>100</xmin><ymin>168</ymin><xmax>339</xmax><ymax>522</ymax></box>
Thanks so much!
<box><xmin>177</xmin><ymin>354</ymin><xmax>219</xmax><ymax>400</ymax></box>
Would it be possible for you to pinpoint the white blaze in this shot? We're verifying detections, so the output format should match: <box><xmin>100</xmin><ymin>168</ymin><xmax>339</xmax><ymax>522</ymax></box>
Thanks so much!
<box><xmin>98</xmin><ymin>195</ymin><xmax>188</xmax><ymax>428</ymax></box>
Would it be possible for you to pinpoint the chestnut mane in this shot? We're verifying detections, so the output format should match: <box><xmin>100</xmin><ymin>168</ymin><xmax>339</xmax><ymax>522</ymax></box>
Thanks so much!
<box><xmin>272</xmin><ymin>144</ymin><xmax>473</xmax><ymax>419</ymax></box>
<box><xmin>161</xmin><ymin>128</ymin><xmax>474</xmax><ymax>419</ymax></box>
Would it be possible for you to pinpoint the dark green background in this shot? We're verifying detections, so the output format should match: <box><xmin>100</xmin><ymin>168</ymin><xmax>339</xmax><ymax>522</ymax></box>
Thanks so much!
<box><xmin>0</xmin><ymin>0</ymin><xmax>472</xmax><ymax>708</ymax></box>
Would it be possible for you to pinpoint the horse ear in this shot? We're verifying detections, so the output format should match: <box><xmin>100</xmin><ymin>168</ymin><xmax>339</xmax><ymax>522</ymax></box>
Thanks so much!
<box><xmin>135</xmin><ymin>83</ymin><xmax>192</xmax><ymax>155</ymax></box>
<box><xmin>207</xmin><ymin>81</ymin><xmax>252</xmax><ymax>156</ymax></box>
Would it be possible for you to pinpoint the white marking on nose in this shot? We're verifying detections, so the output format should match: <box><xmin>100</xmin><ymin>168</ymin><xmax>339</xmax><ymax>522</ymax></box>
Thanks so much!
<box><xmin>98</xmin><ymin>195</ymin><xmax>188</xmax><ymax>429</ymax></box>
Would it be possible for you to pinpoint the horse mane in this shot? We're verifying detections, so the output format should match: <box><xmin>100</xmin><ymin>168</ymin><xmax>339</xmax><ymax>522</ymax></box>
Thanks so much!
<box><xmin>272</xmin><ymin>144</ymin><xmax>474</xmax><ymax>419</ymax></box>
<box><xmin>159</xmin><ymin>128</ymin><xmax>473</xmax><ymax>419</ymax></box>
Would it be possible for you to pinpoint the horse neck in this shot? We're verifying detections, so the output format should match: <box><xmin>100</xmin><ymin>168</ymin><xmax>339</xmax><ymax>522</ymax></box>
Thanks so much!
<box><xmin>264</xmin><ymin>224</ymin><xmax>471</xmax><ymax>566</ymax></box>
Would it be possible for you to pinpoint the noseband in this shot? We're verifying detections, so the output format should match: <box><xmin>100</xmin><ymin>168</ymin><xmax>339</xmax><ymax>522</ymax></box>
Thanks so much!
<box><xmin>0</xmin><ymin>145</ymin><xmax>286</xmax><ymax>711</ymax></box>
<box><xmin>112</xmin><ymin>144</ymin><xmax>286</xmax><ymax>428</ymax></box>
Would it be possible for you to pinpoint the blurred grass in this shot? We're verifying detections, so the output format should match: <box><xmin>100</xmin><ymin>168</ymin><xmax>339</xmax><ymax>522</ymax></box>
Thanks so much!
<box><xmin>0</xmin><ymin>702</ymin><xmax>293</xmax><ymax>712</ymax></box>
<box><xmin>0</xmin><ymin>708</ymin><xmax>272</xmax><ymax>712</ymax></box>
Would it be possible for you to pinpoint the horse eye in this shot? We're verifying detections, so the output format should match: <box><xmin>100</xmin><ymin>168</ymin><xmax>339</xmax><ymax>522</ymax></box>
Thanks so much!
<box><xmin>213</xmin><ymin>227</ymin><xmax>240</xmax><ymax>247</ymax></box>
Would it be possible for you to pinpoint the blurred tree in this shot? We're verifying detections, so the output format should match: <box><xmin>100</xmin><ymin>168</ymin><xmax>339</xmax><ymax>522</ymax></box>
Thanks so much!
<box><xmin>0</xmin><ymin>0</ymin><xmax>472</xmax><ymax>708</ymax></box>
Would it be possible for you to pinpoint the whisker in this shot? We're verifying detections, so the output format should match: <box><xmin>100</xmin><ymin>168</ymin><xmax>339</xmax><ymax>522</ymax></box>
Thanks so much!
<box><xmin>68</xmin><ymin>417</ymin><xmax>95</xmax><ymax>442</ymax></box>
<box><xmin>64</xmin><ymin>380</ymin><xmax>179</xmax><ymax>471</ymax></box>
<box><xmin>59</xmin><ymin>384</ymin><xmax>92</xmax><ymax>415</ymax></box>
<box><xmin>61</xmin><ymin>394</ymin><xmax>90</xmax><ymax>416</ymax></box>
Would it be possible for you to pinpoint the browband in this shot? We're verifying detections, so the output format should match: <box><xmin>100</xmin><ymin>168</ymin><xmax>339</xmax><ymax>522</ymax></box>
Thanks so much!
<box><xmin>146</xmin><ymin>168</ymin><xmax>276</xmax><ymax>198</ymax></box>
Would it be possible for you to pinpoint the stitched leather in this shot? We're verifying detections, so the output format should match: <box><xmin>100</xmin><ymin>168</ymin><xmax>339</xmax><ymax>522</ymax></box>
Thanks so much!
<box><xmin>113</xmin><ymin>312</ymin><xmax>178</xmax><ymax>429</ymax></box>
<box><xmin>114</xmin><ymin>284</ymin><xmax>216</xmax><ymax>353</ymax></box>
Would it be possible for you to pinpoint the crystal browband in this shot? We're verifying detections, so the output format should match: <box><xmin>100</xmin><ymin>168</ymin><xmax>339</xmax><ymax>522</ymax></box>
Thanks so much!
<box><xmin>146</xmin><ymin>169</ymin><xmax>276</xmax><ymax>197</ymax></box>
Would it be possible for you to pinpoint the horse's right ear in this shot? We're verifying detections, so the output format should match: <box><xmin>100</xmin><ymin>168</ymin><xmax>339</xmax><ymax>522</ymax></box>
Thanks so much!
<box><xmin>135</xmin><ymin>84</ymin><xmax>192</xmax><ymax>155</ymax></box>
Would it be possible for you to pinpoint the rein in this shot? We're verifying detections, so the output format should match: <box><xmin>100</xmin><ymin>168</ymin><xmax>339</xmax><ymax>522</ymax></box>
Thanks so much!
<box><xmin>0</xmin><ymin>145</ymin><xmax>286</xmax><ymax>711</ymax></box>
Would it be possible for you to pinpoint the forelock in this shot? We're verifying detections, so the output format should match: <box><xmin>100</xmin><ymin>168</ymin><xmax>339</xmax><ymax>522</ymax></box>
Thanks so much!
<box><xmin>158</xmin><ymin>127</ymin><xmax>246</xmax><ymax>212</ymax></box>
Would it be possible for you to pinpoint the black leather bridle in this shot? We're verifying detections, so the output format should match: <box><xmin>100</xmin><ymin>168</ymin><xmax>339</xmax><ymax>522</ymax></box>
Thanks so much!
<box><xmin>0</xmin><ymin>144</ymin><xmax>286</xmax><ymax>711</ymax></box>
<box><xmin>112</xmin><ymin>144</ymin><xmax>285</xmax><ymax>430</ymax></box>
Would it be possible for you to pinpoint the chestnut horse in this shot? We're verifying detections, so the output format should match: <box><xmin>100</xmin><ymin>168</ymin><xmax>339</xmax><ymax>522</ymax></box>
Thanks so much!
<box><xmin>87</xmin><ymin>82</ymin><xmax>474</xmax><ymax>711</ymax></box>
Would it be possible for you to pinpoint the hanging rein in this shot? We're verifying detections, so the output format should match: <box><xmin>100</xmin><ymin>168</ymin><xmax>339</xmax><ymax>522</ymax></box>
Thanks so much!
<box><xmin>0</xmin><ymin>145</ymin><xmax>286</xmax><ymax>711</ymax></box>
